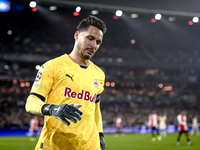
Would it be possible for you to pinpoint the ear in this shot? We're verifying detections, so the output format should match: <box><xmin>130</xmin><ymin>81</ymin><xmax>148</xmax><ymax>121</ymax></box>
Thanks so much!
<box><xmin>74</xmin><ymin>31</ymin><xmax>79</xmax><ymax>41</ymax></box>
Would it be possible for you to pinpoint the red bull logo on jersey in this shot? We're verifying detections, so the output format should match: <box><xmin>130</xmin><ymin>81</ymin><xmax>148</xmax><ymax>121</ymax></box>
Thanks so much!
<box><xmin>94</xmin><ymin>79</ymin><xmax>98</xmax><ymax>88</ymax></box>
<box><xmin>64</xmin><ymin>87</ymin><xmax>97</xmax><ymax>103</ymax></box>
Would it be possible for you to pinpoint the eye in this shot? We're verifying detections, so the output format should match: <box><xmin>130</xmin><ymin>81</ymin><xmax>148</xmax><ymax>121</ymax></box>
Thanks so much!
<box><xmin>88</xmin><ymin>36</ymin><xmax>94</xmax><ymax>40</ymax></box>
<box><xmin>96</xmin><ymin>40</ymin><xmax>102</xmax><ymax>45</ymax></box>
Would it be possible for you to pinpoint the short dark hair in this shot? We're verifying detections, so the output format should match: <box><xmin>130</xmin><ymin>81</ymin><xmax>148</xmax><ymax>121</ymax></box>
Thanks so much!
<box><xmin>77</xmin><ymin>15</ymin><xmax>107</xmax><ymax>34</ymax></box>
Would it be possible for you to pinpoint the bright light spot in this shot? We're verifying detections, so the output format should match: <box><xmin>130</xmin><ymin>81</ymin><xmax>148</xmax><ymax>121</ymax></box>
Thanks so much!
<box><xmin>29</xmin><ymin>1</ymin><xmax>37</xmax><ymax>8</ymax></box>
<box><xmin>188</xmin><ymin>21</ymin><xmax>193</xmax><ymax>25</ymax></box>
<box><xmin>155</xmin><ymin>14</ymin><xmax>162</xmax><ymax>20</ymax></box>
<box><xmin>169</xmin><ymin>17</ymin><xmax>176</xmax><ymax>21</ymax></box>
<box><xmin>0</xmin><ymin>0</ymin><xmax>10</xmax><ymax>12</ymax></box>
<box><xmin>130</xmin><ymin>39</ymin><xmax>135</xmax><ymax>44</ymax></box>
<box><xmin>91</xmin><ymin>10</ymin><xmax>99</xmax><ymax>15</ymax></box>
<box><xmin>116</xmin><ymin>58</ymin><xmax>123</xmax><ymax>62</ymax></box>
<box><xmin>111</xmin><ymin>82</ymin><xmax>115</xmax><ymax>87</ymax></box>
<box><xmin>0</xmin><ymin>2</ymin><xmax>7</xmax><ymax>9</ymax></box>
<box><xmin>163</xmin><ymin>85</ymin><xmax>173</xmax><ymax>91</ymax></box>
<box><xmin>115</xmin><ymin>10</ymin><xmax>122</xmax><ymax>17</ymax></box>
<box><xmin>193</xmin><ymin>17</ymin><xmax>199</xmax><ymax>23</ymax></box>
<box><xmin>113</xmin><ymin>15</ymin><xmax>118</xmax><ymax>19</ymax></box>
<box><xmin>151</xmin><ymin>18</ymin><xmax>156</xmax><ymax>23</ymax></box>
<box><xmin>7</xmin><ymin>30</ymin><xmax>12</xmax><ymax>35</ymax></box>
<box><xmin>26</xmin><ymin>82</ymin><xmax>30</xmax><ymax>87</ymax></box>
<box><xmin>31</xmin><ymin>7</ymin><xmax>37</xmax><ymax>12</ymax></box>
<box><xmin>131</xmin><ymin>14</ymin><xmax>138</xmax><ymax>18</ymax></box>
<box><xmin>127</xmin><ymin>95</ymin><xmax>132</xmax><ymax>99</ymax></box>
<box><xmin>20</xmin><ymin>83</ymin><xmax>25</xmax><ymax>87</ymax></box>
<box><xmin>73</xmin><ymin>11</ymin><xmax>80</xmax><ymax>16</ymax></box>
<box><xmin>35</xmin><ymin>65</ymin><xmax>40</xmax><ymax>70</ymax></box>
<box><xmin>13</xmin><ymin>79</ymin><xmax>17</xmax><ymax>84</ymax></box>
<box><xmin>49</xmin><ymin>6</ymin><xmax>57</xmax><ymax>11</ymax></box>
<box><xmin>75</xmin><ymin>6</ymin><xmax>81</xmax><ymax>12</ymax></box>
<box><xmin>158</xmin><ymin>83</ymin><xmax>163</xmax><ymax>88</ymax></box>
<box><xmin>4</xmin><ymin>65</ymin><xmax>9</xmax><ymax>69</ymax></box>
<box><xmin>105</xmin><ymin>82</ymin><xmax>110</xmax><ymax>87</ymax></box>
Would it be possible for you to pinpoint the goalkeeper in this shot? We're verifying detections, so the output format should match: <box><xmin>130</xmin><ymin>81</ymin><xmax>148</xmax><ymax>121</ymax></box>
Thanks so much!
<box><xmin>25</xmin><ymin>15</ymin><xmax>107</xmax><ymax>150</ymax></box>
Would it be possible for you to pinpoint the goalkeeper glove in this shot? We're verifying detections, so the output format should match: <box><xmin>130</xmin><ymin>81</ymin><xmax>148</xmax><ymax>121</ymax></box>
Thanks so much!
<box><xmin>42</xmin><ymin>103</ymin><xmax>82</xmax><ymax>126</ymax></box>
<box><xmin>100</xmin><ymin>133</ymin><xmax>106</xmax><ymax>150</ymax></box>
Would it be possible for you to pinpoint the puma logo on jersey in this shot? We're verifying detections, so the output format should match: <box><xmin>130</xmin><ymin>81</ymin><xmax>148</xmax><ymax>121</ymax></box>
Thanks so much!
<box><xmin>66</xmin><ymin>74</ymin><xmax>74</xmax><ymax>81</ymax></box>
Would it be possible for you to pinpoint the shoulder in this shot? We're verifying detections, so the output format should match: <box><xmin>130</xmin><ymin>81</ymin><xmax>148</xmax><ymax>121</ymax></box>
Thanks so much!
<box><xmin>89</xmin><ymin>61</ymin><xmax>105</xmax><ymax>77</ymax></box>
<box><xmin>48</xmin><ymin>54</ymin><xmax>67</xmax><ymax>63</ymax></box>
<box><xmin>43</xmin><ymin>54</ymin><xmax>67</xmax><ymax>67</ymax></box>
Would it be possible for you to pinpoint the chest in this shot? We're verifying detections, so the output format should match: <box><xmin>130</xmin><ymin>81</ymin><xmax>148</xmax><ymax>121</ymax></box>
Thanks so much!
<box><xmin>54</xmin><ymin>66</ymin><xmax>101</xmax><ymax>96</ymax></box>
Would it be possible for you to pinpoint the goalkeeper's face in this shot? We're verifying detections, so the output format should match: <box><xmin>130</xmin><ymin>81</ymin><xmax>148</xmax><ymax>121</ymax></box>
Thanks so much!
<box><xmin>75</xmin><ymin>25</ymin><xmax>103</xmax><ymax>60</ymax></box>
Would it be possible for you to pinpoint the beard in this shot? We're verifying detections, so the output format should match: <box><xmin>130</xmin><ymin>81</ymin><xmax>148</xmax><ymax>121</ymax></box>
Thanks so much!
<box><xmin>81</xmin><ymin>53</ymin><xmax>90</xmax><ymax>59</ymax></box>
<box><xmin>77</xmin><ymin>42</ymin><xmax>93</xmax><ymax>60</ymax></box>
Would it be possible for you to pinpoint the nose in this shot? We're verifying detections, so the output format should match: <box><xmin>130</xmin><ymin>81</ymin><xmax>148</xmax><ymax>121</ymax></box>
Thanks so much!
<box><xmin>90</xmin><ymin>40</ymin><xmax>97</xmax><ymax>48</ymax></box>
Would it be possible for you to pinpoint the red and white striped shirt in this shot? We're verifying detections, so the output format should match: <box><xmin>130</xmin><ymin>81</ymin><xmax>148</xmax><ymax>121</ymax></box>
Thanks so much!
<box><xmin>177</xmin><ymin>114</ymin><xmax>188</xmax><ymax>131</ymax></box>
<box><xmin>148</xmin><ymin>113</ymin><xmax>159</xmax><ymax>127</ymax></box>
<box><xmin>30</xmin><ymin>118</ymin><xmax>38</xmax><ymax>131</ymax></box>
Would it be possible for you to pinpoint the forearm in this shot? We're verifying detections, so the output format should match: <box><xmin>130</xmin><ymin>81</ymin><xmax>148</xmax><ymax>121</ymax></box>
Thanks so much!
<box><xmin>95</xmin><ymin>102</ymin><xmax>103</xmax><ymax>132</ymax></box>
<box><xmin>26</xmin><ymin>94</ymin><xmax>82</xmax><ymax>125</ymax></box>
<box><xmin>25</xmin><ymin>95</ymin><xmax>45</xmax><ymax>116</ymax></box>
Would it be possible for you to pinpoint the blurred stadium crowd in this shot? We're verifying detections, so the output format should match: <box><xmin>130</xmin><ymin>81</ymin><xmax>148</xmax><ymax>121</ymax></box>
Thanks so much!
<box><xmin>0</xmin><ymin>80</ymin><xmax>199</xmax><ymax>128</ymax></box>
<box><xmin>0</xmin><ymin>3</ymin><xmax>200</xmax><ymax>129</ymax></box>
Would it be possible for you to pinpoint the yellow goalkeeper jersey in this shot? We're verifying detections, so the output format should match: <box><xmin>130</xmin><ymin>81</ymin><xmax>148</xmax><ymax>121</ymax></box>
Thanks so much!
<box><xmin>30</xmin><ymin>54</ymin><xmax>105</xmax><ymax>150</ymax></box>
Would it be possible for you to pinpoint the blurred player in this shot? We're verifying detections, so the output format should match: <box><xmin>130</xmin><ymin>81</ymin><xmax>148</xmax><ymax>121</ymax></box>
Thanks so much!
<box><xmin>190</xmin><ymin>115</ymin><xmax>199</xmax><ymax>136</ymax></box>
<box><xmin>30</xmin><ymin>116</ymin><xmax>38</xmax><ymax>141</ymax></box>
<box><xmin>159</xmin><ymin>114</ymin><xmax>167</xmax><ymax>138</ymax></box>
<box><xmin>116</xmin><ymin>116</ymin><xmax>122</xmax><ymax>134</ymax></box>
<box><xmin>25</xmin><ymin>15</ymin><xmax>107</xmax><ymax>150</ymax></box>
<box><xmin>176</xmin><ymin>111</ymin><xmax>193</xmax><ymax>146</ymax></box>
<box><xmin>148</xmin><ymin>111</ymin><xmax>162</xmax><ymax>141</ymax></box>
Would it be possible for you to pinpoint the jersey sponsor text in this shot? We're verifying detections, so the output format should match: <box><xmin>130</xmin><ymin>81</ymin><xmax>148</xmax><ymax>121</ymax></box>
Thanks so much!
<box><xmin>64</xmin><ymin>87</ymin><xmax>97</xmax><ymax>103</ymax></box>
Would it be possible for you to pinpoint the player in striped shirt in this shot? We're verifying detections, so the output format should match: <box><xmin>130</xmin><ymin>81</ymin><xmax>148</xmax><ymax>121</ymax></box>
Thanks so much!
<box><xmin>176</xmin><ymin>111</ymin><xmax>193</xmax><ymax>146</ymax></box>
<box><xmin>30</xmin><ymin>116</ymin><xmax>39</xmax><ymax>141</ymax></box>
<box><xmin>148</xmin><ymin>111</ymin><xmax>162</xmax><ymax>141</ymax></box>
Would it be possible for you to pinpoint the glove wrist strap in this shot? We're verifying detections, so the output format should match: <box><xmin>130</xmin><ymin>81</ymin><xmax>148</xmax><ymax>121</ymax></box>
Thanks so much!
<box><xmin>42</xmin><ymin>104</ymin><xmax>54</xmax><ymax>115</ymax></box>
<box><xmin>99</xmin><ymin>132</ymin><xmax>105</xmax><ymax>145</ymax></box>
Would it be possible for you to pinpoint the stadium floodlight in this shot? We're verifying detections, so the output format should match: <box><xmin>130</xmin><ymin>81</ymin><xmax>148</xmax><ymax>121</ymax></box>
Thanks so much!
<box><xmin>49</xmin><ymin>6</ymin><xmax>57</xmax><ymax>11</ymax></box>
<box><xmin>29</xmin><ymin>1</ymin><xmax>37</xmax><ymax>8</ymax></box>
<box><xmin>130</xmin><ymin>39</ymin><xmax>135</xmax><ymax>44</ymax></box>
<box><xmin>116</xmin><ymin>58</ymin><xmax>123</xmax><ymax>62</ymax></box>
<box><xmin>192</xmin><ymin>17</ymin><xmax>199</xmax><ymax>23</ymax></box>
<box><xmin>0</xmin><ymin>0</ymin><xmax>10</xmax><ymax>12</ymax></box>
<box><xmin>75</xmin><ymin>6</ymin><xmax>81</xmax><ymax>12</ymax></box>
<box><xmin>4</xmin><ymin>65</ymin><xmax>9</xmax><ymax>69</ymax></box>
<box><xmin>91</xmin><ymin>10</ymin><xmax>99</xmax><ymax>15</ymax></box>
<box><xmin>155</xmin><ymin>14</ymin><xmax>162</xmax><ymax>20</ymax></box>
<box><xmin>111</xmin><ymin>82</ymin><xmax>115</xmax><ymax>87</ymax></box>
<box><xmin>115</xmin><ymin>10</ymin><xmax>123</xmax><ymax>17</ymax></box>
<box><xmin>7</xmin><ymin>30</ymin><xmax>12</xmax><ymax>35</ymax></box>
<box><xmin>35</xmin><ymin>65</ymin><xmax>40</xmax><ymax>70</ymax></box>
<box><xmin>131</xmin><ymin>13</ymin><xmax>138</xmax><ymax>18</ymax></box>
<box><xmin>168</xmin><ymin>17</ymin><xmax>176</xmax><ymax>22</ymax></box>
